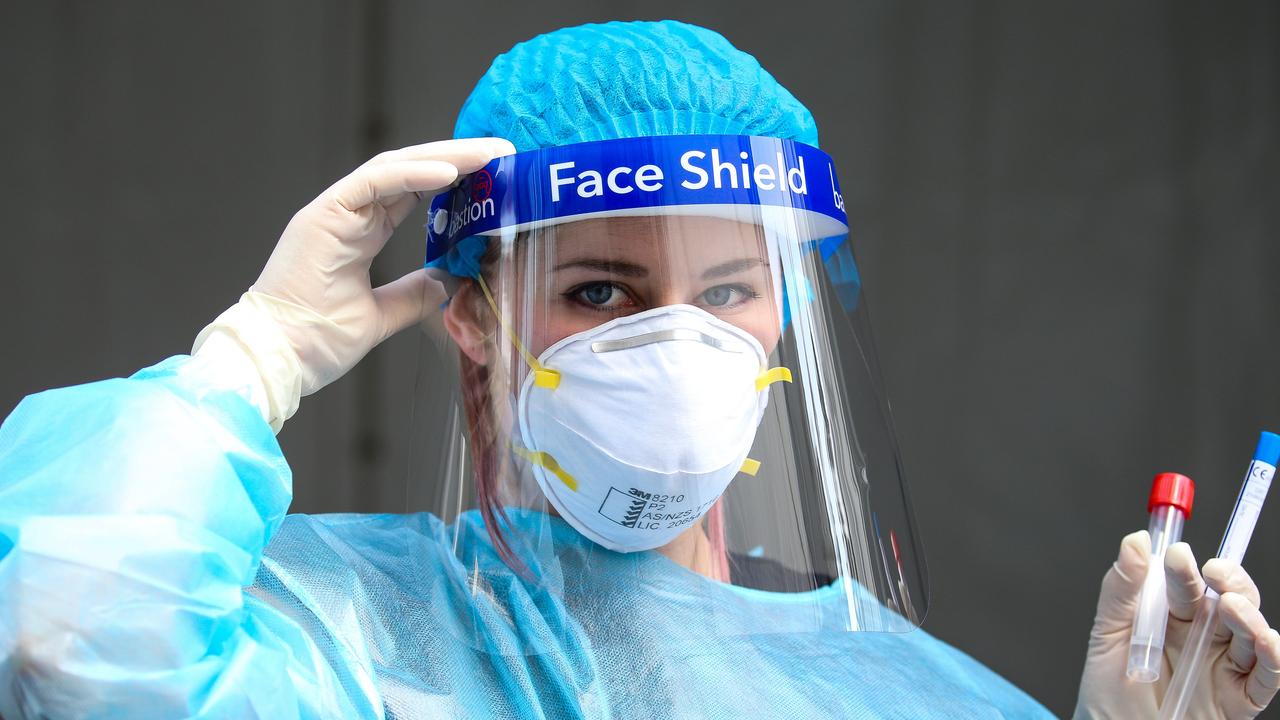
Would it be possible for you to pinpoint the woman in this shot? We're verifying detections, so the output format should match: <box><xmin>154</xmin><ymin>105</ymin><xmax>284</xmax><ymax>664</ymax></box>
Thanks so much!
<box><xmin>1</xmin><ymin>21</ymin><xmax>1276</xmax><ymax>719</ymax></box>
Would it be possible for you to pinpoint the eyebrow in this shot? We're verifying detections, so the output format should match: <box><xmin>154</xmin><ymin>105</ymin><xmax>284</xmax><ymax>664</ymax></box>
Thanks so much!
<box><xmin>551</xmin><ymin>256</ymin><xmax>767</xmax><ymax>280</ymax></box>
<box><xmin>701</xmin><ymin>257</ymin><xmax>766</xmax><ymax>280</ymax></box>
<box><xmin>553</xmin><ymin>258</ymin><xmax>649</xmax><ymax>277</ymax></box>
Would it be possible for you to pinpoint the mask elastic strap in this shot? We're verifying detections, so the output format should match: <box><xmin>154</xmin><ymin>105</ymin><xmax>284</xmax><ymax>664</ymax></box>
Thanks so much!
<box><xmin>474</xmin><ymin>273</ymin><xmax>561</xmax><ymax>389</ymax></box>
<box><xmin>755</xmin><ymin>366</ymin><xmax>793</xmax><ymax>392</ymax></box>
<box><xmin>740</xmin><ymin>369</ymin><xmax>791</xmax><ymax>478</ymax></box>
<box><xmin>511</xmin><ymin>443</ymin><xmax>579</xmax><ymax>491</ymax></box>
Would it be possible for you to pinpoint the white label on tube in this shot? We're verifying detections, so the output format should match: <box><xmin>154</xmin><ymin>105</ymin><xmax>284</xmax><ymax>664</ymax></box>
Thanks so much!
<box><xmin>1219</xmin><ymin>460</ymin><xmax>1275</xmax><ymax>565</ymax></box>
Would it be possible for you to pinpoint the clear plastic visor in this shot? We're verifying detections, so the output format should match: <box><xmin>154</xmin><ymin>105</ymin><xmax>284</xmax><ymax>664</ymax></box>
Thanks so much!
<box><xmin>407</xmin><ymin>136</ymin><xmax>926</xmax><ymax>657</ymax></box>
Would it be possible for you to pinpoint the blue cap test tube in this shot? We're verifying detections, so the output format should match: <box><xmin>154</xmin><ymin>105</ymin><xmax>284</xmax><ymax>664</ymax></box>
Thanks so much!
<box><xmin>1158</xmin><ymin>431</ymin><xmax>1280</xmax><ymax>720</ymax></box>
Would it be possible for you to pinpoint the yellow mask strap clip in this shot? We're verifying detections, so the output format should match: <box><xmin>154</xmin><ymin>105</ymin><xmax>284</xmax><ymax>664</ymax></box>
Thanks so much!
<box><xmin>475</xmin><ymin>274</ymin><xmax>561</xmax><ymax>389</ymax></box>
<box><xmin>755</xmin><ymin>367</ymin><xmax>793</xmax><ymax>393</ymax></box>
<box><xmin>511</xmin><ymin>444</ymin><xmax>579</xmax><ymax>492</ymax></box>
<box><xmin>739</xmin><ymin>458</ymin><xmax>762</xmax><ymax>476</ymax></box>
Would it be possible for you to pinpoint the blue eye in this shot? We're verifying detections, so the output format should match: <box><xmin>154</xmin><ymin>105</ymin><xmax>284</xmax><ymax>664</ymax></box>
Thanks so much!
<box><xmin>582</xmin><ymin>284</ymin><xmax>614</xmax><ymax>305</ymax></box>
<box><xmin>700</xmin><ymin>284</ymin><xmax>757</xmax><ymax>308</ymax></box>
<box><xmin>702</xmin><ymin>286</ymin><xmax>735</xmax><ymax>307</ymax></box>
<box><xmin>568</xmin><ymin>282</ymin><xmax>633</xmax><ymax>311</ymax></box>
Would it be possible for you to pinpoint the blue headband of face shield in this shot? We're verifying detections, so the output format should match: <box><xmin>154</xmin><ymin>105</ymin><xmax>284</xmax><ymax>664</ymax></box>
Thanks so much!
<box><xmin>424</xmin><ymin>135</ymin><xmax>862</xmax><ymax>318</ymax></box>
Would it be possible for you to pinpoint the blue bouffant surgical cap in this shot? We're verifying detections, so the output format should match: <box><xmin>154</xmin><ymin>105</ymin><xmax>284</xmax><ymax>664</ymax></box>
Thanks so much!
<box><xmin>433</xmin><ymin>21</ymin><xmax>824</xmax><ymax>283</ymax></box>
<box><xmin>454</xmin><ymin>20</ymin><xmax>819</xmax><ymax>150</ymax></box>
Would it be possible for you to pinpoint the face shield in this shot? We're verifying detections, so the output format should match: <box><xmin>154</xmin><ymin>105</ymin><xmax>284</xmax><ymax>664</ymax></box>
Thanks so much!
<box><xmin>407</xmin><ymin>135</ymin><xmax>926</xmax><ymax>654</ymax></box>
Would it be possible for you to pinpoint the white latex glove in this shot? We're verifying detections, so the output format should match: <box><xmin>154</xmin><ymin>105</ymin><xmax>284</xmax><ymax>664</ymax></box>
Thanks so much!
<box><xmin>1074</xmin><ymin>532</ymin><xmax>1280</xmax><ymax>719</ymax></box>
<box><xmin>194</xmin><ymin>137</ymin><xmax>516</xmax><ymax>431</ymax></box>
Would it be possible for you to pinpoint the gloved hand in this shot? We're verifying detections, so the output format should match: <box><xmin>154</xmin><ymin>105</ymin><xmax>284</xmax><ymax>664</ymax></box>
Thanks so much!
<box><xmin>193</xmin><ymin>137</ymin><xmax>515</xmax><ymax>431</ymax></box>
<box><xmin>1074</xmin><ymin>532</ymin><xmax>1280</xmax><ymax>719</ymax></box>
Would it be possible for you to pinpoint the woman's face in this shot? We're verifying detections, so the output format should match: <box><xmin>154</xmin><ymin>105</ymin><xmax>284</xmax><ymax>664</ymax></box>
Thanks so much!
<box><xmin>519</xmin><ymin>214</ymin><xmax>782</xmax><ymax>358</ymax></box>
<box><xmin>445</xmin><ymin>213</ymin><xmax>783</xmax><ymax>378</ymax></box>
<box><xmin>440</xmin><ymin>213</ymin><xmax>787</xmax><ymax>538</ymax></box>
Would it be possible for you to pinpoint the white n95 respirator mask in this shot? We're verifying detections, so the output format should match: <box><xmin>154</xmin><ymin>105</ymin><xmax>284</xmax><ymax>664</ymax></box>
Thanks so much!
<box><xmin>514</xmin><ymin>304</ymin><xmax>790</xmax><ymax>552</ymax></box>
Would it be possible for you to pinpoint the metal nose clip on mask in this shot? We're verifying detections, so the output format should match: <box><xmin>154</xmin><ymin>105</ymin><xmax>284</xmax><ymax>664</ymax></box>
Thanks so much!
<box><xmin>513</xmin><ymin>302</ymin><xmax>790</xmax><ymax>552</ymax></box>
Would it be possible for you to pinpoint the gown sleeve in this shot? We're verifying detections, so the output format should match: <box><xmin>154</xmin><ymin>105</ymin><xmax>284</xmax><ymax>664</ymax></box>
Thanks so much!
<box><xmin>0</xmin><ymin>356</ymin><xmax>383</xmax><ymax>719</ymax></box>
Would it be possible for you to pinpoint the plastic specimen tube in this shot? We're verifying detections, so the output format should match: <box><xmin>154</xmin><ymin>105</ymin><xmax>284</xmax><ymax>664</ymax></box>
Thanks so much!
<box><xmin>1158</xmin><ymin>431</ymin><xmax>1280</xmax><ymax>720</ymax></box>
<box><xmin>1127</xmin><ymin>472</ymin><xmax>1195</xmax><ymax>682</ymax></box>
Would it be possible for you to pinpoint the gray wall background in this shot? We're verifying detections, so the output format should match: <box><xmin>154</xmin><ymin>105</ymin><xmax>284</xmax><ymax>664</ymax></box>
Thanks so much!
<box><xmin>2</xmin><ymin>2</ymin><xmax>1278</xmax><ymax>716</ymax></box>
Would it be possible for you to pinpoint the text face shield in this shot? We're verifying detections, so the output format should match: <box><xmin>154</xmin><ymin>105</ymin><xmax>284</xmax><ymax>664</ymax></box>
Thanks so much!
<box><xmin>409</xmin><ymin>136</ymin><xmax>926</xmax><ymax>655</ymax></box>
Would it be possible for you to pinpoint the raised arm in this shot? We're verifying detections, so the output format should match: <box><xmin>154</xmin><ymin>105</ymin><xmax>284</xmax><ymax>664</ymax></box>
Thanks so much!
<box><xmin>0</xmin><ymin>138</ymin><xmax>513</xmax><ymax>718</ymax></box>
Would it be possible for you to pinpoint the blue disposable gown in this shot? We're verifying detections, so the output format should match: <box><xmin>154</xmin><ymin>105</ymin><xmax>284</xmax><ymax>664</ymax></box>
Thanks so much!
<box><xmin>0</xmin><ymin>356</ymin><xmax>1054</xmax><ymax>719</ymax></box>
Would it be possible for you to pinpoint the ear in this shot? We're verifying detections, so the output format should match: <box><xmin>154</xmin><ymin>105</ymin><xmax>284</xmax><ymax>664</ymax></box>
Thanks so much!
<box><xmin>443</xmin><ymin>280</ymin><xmax>492</xmax><ymax>365</ymax></box>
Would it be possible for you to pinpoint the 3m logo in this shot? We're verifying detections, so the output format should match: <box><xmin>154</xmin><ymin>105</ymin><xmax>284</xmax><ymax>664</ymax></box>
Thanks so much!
<box><xmin>622</xmin><ymin>492</ymin><xmax>647</xmax><ymax>526</ymax></box>
<box><xmin>599</xmin><ymin>487</ymin><xmax>652</xmax><ymax>527</ymax></box>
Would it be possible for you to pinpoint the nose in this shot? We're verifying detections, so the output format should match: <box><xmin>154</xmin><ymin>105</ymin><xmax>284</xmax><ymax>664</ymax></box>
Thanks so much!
<box><xmin>649</xmin><ymin>287</ymin><xmax>690</xmax><ymax>309</ymax></box>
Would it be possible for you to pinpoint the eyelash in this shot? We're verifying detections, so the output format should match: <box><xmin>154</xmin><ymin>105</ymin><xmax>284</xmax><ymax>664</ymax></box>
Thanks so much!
<box><xmin>562</xmin><ymin>282</ymin><xmax>634</xmax><ymax>312</ymax></box>
<box><xmin>706</xmin><ymin>286</ymin><xmax>762</xmax><ymax>308</ymax></box>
